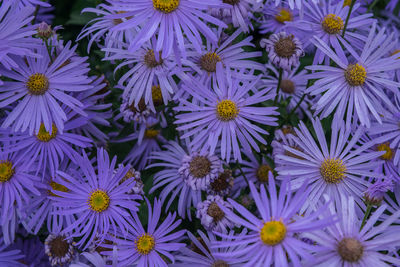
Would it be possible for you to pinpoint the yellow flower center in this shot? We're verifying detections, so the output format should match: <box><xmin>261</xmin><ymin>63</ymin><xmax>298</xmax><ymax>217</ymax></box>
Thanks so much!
<box><xmin>153</xmin><ymin>0</ymin><xmax>179</xmax><ymax>13</ymax></box>
<box><xmin>26</xmin><ymin>73</ymin><xmax>49</xmax><ymax>95</ymax></box>
<box><xmin>144</xmin><ymin>129</ymin><xmax>159</xmax><ymax>139</ymax></box>
<box><xmin>144</xmin><ymin>49</ymin><xmax>163</xmax><ymax>68</ymax></box>
<box><xmin>135</xmin><ymin>233</ymin><xmax>155</xmax><ymax>255</ymax></box>
<box><xmin>260</xmin><ymin>220</ymin><xmax>286</xmax><ymax>246</ymax></box>
<box><xmin>0</xmin><ymin>160</ymin><xmax>14</xmax><ymax>183</ymax></box>
<box><xmin>320</xmin><ymin>158</ymin><xmax>346</xmax><ymax>184</ymax></box>
<box><xmin>376</xmin><ymin>142</ymin><xmax>393</xmax><ymax>161</ymax></box>
<box><xmin>48</xmin><ymin>181</ymin><xmax>69</xmax><ymax>197</ymax></box>
<box><xmin>345</xmin><ymin>64</ymin><xmax>367</xmax><ymax>87</ymax></box>
<box><xmin>216</xmin><ymin>100</ymin><xmax>239</xmax><ymax>121</ymax></box>
<box><xmin>256</xmin><ymin>164</ymin><xmax>273</xmax><ymax>183</ymax></box>
<box><xmin>275</xmin><ymin>8</ymin><xmax>292</xmax><ymax>24</ymax></box>
<box><xmin>151</xmin><ymin>85</ymin><xmax>163</xmax><ymax>106</ymax></box>
<box><xmin>88</xmin><ymin>190</ymin><xmax>110</xmax><ymax>213</ymax></box>
<box><xmin>321</xmin><ymin>14</ymin><xmax>344</xmax><ymax>34</ymax></box>
<box><xmin>200</xmin><ymin>52</ymin><xmax>221</xmax><ymax>73</ymax></box>
<box><xmin>36</xmin><ymin>123</ymin><xmax>57</xmax><ymax>142</ymax></box>
<box><xmin>343</xmin><ymin>0</ymin><xmax>352</xmax><ymax>6</ymax></box>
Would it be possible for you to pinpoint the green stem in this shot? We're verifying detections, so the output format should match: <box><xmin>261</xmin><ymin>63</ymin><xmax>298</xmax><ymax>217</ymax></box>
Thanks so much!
<box><xmin>341</xmin><ymin>0</ymin><xmax>356</xmax><ymax>38</ymax></box>
<box><xmin>236</xmin><ymin>161</ymin><xmax>250</xmax><ymax>186</ymax></box>
<box><xmin>32</xmin><ymin>6</ymin><xmax>39</xmax><ymax>25</ymax></box>
<box><xmin>367</xmin><ymin>0</ymin><xmax>379</xmax><ymax>12</ymax></box>
<box><xmin>274</xmin><ymin>68</ymin><xmax>283</xmax><ymax>105</ymax></box>
<box><xmin>360</xmin><ymin>204</ymin><xmax>372</xmax><ymax>230</ymax></box>
<box><xmin>288</xmin><ymin>94</ymin><xmax>306</xmax><ymax>119</ymax></box>
<box><xmin>44</xmin><ymin>39</ymin><xmax>54</xmax><ymax>64</ymax></box>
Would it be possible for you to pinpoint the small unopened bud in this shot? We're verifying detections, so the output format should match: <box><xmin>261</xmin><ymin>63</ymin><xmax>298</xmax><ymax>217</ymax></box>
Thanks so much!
<box><xmin>37</xmin><ymin>22</ymin><xmax>53</xmax><ymax>39</ymax></box>
<box><xmin>364</xmin><ymin>179</ymin><xmax>393</xmax><ymax>206</ymax></box>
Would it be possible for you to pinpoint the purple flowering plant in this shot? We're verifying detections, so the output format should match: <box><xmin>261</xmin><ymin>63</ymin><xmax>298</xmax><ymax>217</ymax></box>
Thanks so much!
<box><xmin>1</xmin><ymin>0</ymin><xmax>400</xmax><ymax>266</ymax></box>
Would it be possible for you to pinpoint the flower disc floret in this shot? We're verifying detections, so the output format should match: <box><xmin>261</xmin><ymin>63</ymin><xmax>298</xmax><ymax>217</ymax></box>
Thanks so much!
<box><xmin>135</xmin><ymin>233</ymin><xmax>155</xmax><ymax>255</ymax></box>
<box><xmin>36</xmin><ymin>123</ymin><xmax>58</xmax><ymax>142</ymax></box>
<box><xmin>144</xmin><ymin>129</ymin><xmax>159</xmax><ymax>139</ymax></box>
<box><xmin>274</xmin><ymin>36</ymin><xmax>296</xmax><ymax>58</ymax></box>
<box><xmin>200</xmin><ymin>52</ymin><xmax>221</xmax><ymax>73</ymax></box>
<box><xmin>189</xmin><ymin>156</ymin><xmax>212</xmax><ymax>178</ymax></box>
<box><xmin>320</xmin><ymin>158</ymin><xmax>346</xmax><ymax>184</ymax></box>
<box><xmin>0</xmin><ymin>160</ymin><xmax>14</xmax><ymax>183</ymax></box>
<box><xmin>337</xmin><ymin>238</ymin><xmax>364</xmax><ymax>263</ymax></box>
<box><xmin>144</xmin><ymin>49</ymin><xmax>164</xmax><ymax>68</ymax></box>
<box><xmin>216</xmin><ymin>100</ymin><xmax>239</xmax><ymax>121</ymax></box>
<box><xmin>88</xmin><ymin>190</ymin><xmax>110</xmax><ymax>213</ymax></box>
<box><xmin>207</xmin><ymin>202</ymin><xmax>225</xmax><ymax>222</ymax></box>
<box><xmin>256</xmin><ymin>164</ymin><xmax>273</xmax><ymax>182</ymax></box>
<box><xmin>275</xmin><ymin>9</ymin><xmax>292</xmax><ymax>24</ymax></box>
<box><xmin>212</xmin><ymin>260</ymin><xmax>230</xmax><ymax>267</ymax></box>
<box><xmin>376</xmin><ymin>142</ymin><xmax>393</xmax><ymax>160</ymax></box>
<box><xmin>49</xmin><ymin>181</ymin><xmax>69</xmax><ymax>197</ymax></box>
<box><xmin>322</xmin><ymin>14</ymin><xmax>344</xmax><ymax>34</ymax></box>
<box><xmin>345</xmin><ymin>64</ymin><xmax>367</xmax><ymax>87</ymax></box>
<box><xmin>26</xmin><ymin>73</ymin><xmax>49</xmax><ymax>95</ymax></box>
<box><xmin>280</xmin><ymin>79</ymin><xmax>295</xmax><ymax>94</ymax></box>
<box><xmin>153</xmin><ymin>0</ymin><xmax>180</xmax><ymax>13</ymax></box>
<box><xmin>260</xmin><ymin>221</ymin><xmax>287</xmax><ymax>246</ymax></box>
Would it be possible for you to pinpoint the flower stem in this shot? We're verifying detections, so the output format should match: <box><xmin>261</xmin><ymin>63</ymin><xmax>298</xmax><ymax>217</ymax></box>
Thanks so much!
<box><xmin>341</xmin><ymin>0</ymin><xmax>356</xmax><ymax>38</ymax></box>
<box><xmin>44</xmin><ymin>39</ymin><xmax>54</xmax><ymax>64</ymax></box>
<box><xmin>367</xmin><ymin>0</ymin><xmax>379</xmax><ymax>12</ymax></box>
<box><xmin>236</xmin><ymin>161</ymin><xmax>250</xmax><ymax>186</ymax></box>
<box><xmin>274</xmin><ymin>68</ymin><xmax>283</xmax><ymax>105</ymax></box>
<box><xmin>360</xmin><ymin>204</ymin><xmax>372</xmax><ymax>230</ymax></box>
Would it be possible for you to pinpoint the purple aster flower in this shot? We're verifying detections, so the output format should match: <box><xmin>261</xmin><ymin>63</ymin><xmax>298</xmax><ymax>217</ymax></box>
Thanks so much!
<box><xmin>364</xmin><ymin>178</ymin><xmax>393</xmax><ymax>206</ymax></box>
<box><xmin>260</xmin><ymin>31</ymin><xmax>304</xmax><ymax>70</ymax></box>
<box><xmin>175</xmin><ymin>67</ymin><xmax>278</xmax><ymax>162</ymax></box>
<box><xmin>0</xmin><ymin>41</ymin><xmax>94</xmax><ymax>135</ymax></box>
<box><xmin>0</xmin><ymin>237</ymin><xmax>24</xmax><ymax>267</ymax></box>
<box><xmin>0</xmin><ymin>3</ymin><xmax>40</xmax><ymax>71</ymax></box>
<box><xmin>78</xmin><ymin>3</ymin><xmax>137</xmax><ymax>54</ymax></box>
<box><xmin>116</xmin><ymin>164</ymin><xmax>144</xmax><ymax>195</ymax></box>
<box><xmin>196</xmin><ymin>195</ymin><xmax>235</xmax><ymax>233</ymax></box>
<box><xmin>9</xmin><ymin>236</ymin><xmax>50</xmax><ymax>267</ymax></box>
<box><xmin>207</xmin><ymin>168</ymin><xmax>235</xmax><ymax>197</ymax></box>
<box><xmin>368</xmin><ymin>105</ymin><xmax>400</xmax><ymax>169</ymax></box>
<box><xmin>104</xmin><ymin>39</ymin><xmax>178</xmax><ymax>110</ymax></box>
<box><xmin>271</xmin><ymin>125</ymin><xmax>298</xmax><ymax>167</ymax></box>
<box><xmin>292</xmin><ymin>0</ymin><xmax>374</xmax><ymax>64</ymax></box>
<box><xmin>182</xmin><ymin>28</ymin><xmax>263</xmax><ymax>84</ymax></box>
<box><xmin>212</xmin><ymin>174</ymin><xmax>334</xmax><ymax>266</ymax></box>
<box><xmin>108</xmin><ymin>0</ymin><xmax>227</xmax><ymax>59</ymax></box>
<box><xmin>306</xmin><ymin>23</ymin><xmax>400</xmax><ymax>127</ymax></box>
<box><xmin>103</xmin><ymin>198</ymin><xmax>185</xmax><ymax>267</ymax></box>
<box><xmin>7</xmin><ymin>0</ymin><xmax>52</xmax><ymax>8</ymax></box>
<box><xmin>71</xmin><ymin>250</ymin><xmax>118</xmax><ymax>267</ymax></box>
<box><xmin>208</xmin><ymin>0</ymin><xmax>254</xmax><ymax>33</ymax></box>
<box><xmin>276</xmin><ymin>119</ymin><xmax>383</xmax><ymax>210</ymax></box>
<box><xmin>259</xmin><ymin>2</ymin><xmax>300</xmax><ymax>34</ymax></box>
<box><xmin>238</xmin><ymin>150</ymin><xmax>274</xmax><ymax>186</ymax></box>
<box><xmin>304</xmin><ymin>196</ymin><xmax>400</xmax><ymax>266</ymax></box>
<box><xmin>172</xmin><ymin>230</ymin><xmax>247</xmax><ymax>267</ymax></box>
<box><xmin>24</xmin><ymin>160</ymin><xmax>77</xmax><ymax>235</ymax></box>
<box><xmin>3</xmin><ymin>113</ymin><xmax>92</xmax><ymax>178</ymax></box>
<box><xmin>45</xmin><ymin>233</ymin><xmax>77</xmax><ymax>266</ymax></box>
<box><xmin>263</xmin><ymin>63</ymin><xmax>310</xmax><ymax>116</ymax></box>
<box><xmin>67</xmin><ymin>76</ymin><xmax>112</xmax><ymax>145</ymax></box>
<box><xmin>0</xmin><ymin>150</ymin><xmax>40</xmax><ymax>244</ymax></box>
<box><xmin>274</xmin><ymin>0</ymin><xmax>318</xmax><ymax>10</ymax></box>
<box><xmin>149</xmin><ymin>140</ymin><xmax>222</xmax><ymax>219</ymax></box>
<box><xmin>52</xmin><ymin>148</ymin><xmax>141</xmax><ymax>249</ymax></box>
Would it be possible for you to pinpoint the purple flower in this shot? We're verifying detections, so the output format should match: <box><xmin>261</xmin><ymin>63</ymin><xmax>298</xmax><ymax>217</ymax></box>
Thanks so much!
<box><xmin>52</xmin><ymin>148</ymin><xmax>141</xmax><ymax>249</ymax></box>
<box><xmin>306</xmin><ymin>23</ymin><xmax>400</xmax><ymax>127</ymax></box>
<box><xmin>364</xmin><ymin>178</ymin><xmax>393</xmax><ymax>206</ymax></box>
<box><xmin>0</xmin><ymin>41</ymin><xmax>94</xmax><ymax>135</ymax></box>
<box><xmin>108</xmin><ymin>0</ymin><xmax>227</xmax><ymax>59</ymax></box>
<box><xmin>260</xmin><ymin>31</ymin><xmax>304</xmax><ymax>70</ymax></box>
<box><xmin>212</xmin><ymin>175</ymin><xmax>334</xmax><ymax>266</ymax></box>
<box><xmin>276</xmin><ymin>119</ymin><xmax>383</xmax><ymax>210</ymax></box>
<box><xmin>0</xmin><ymin>237</ymin><xmax>25</xmax><ymax>267</ymax></box>
<box><xmin>238</xmin><ymin>150</ymin><xmax>274</xmax><ymax>186</ymax></box>
<box><xmin>259</xmin><ymin>2</ymin><xmax>300</xmax><ymax>34</ymax></box>
<box><xmin>104</xmin><ymin>39</ymin><xmax>177</xmax><ymax>111</ymax></box>
<box><xmin>9</xmin><ymin>236</ymin><xmax>50</xmax><ymax>267</ymax></box>
<box><xmin>304</xmin><ymin>196</ymin><xmax>400</xmax><ymax>266</ymax></box>
<box><xmin>292</xmin><ymin>0</ymin><xmax>374</xmax><ymax>64</ymax></box>
<box><xmin>196</xmin><ymin>195</ymin><xmax>235</xmax><ymax>233</ymax></box>
<box><xmin>175</xmin><ymin>67</ymin><xmax>278</xmax><ymax>162</ymax></box>
<box><xmin>172</xmin><ymin>230</ymin><xmax>247</xmax><ymax>266</ymax></box>
<box><xmin>45</xmin><ymin>233</ymin><xmax>76</xmax><ymax>266</ymax></box>
<box><xmin>149</xmin><ymin>141</ymin><xmax>222</xmax><ymax>219</ymax></box>
<box><xmin>0</xmin><ymin>3</ymin><xmax>40</xmax><ymax>71</ymax></box>
<box><xmin>103</xmin><ymin>198</ymin><xmax>185</xmax><ymax>267</ymax></box>
<box><xmin>0</xmin><ymin>150</ymin><xmax>40</xmax><ymax>244</ymax></box>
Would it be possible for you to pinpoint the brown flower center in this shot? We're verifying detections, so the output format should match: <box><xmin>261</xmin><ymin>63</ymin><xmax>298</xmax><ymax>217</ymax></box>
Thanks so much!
<box><xmin>200</xmin><ymin>52</ymin><xmax>221</xmax><ymax>73</ymax></box>
<box><xmin>212</xmin><ymin>260</ymin><xmax>230</xmax><ymax>267</ymax></box>
<box><xmin>280</xmin><ymin>79</ymin><xmax>295</xmax><ymax>94</ymax></box>
<box><xmin>144</xmin><ymin>49</ymin><xmax>163</xmax><ymax>68</ymax></box>
<box><xmin>337</xmin><ymin>238</ymin><xmax>364</xmax><ymax>263</ymax></box>
<box><xmin>189</xmin><ymin>156</ymin><xmax>211</xmax><ymax>178</ymax></box>
<box><xmin>129</xmin><ymin>98</ymin><xmax>147</xmax><ymax>113</ymax></box>
<box><xmin>256</xmin><ymin>164</ymin><xmax>273</xmax><ymax>183</ymax></box>
<box><xmin>49</xmin><ymin>236</ymin><xmax>70</xmax><ymax>258</ymax></box>
<box><xmin>207</xmin><ymin>202</ymin><xmax>225</xmax><ymax>222</ymax></box>
<box><xmin>210</xmin><ymin>170</ymin><xmax>233</xmax><ymax>192</ymax></box>
<box><xmin>274</xmin><ymin>36</ymin><xmax>296</xmax><ymax>58</ymax></box>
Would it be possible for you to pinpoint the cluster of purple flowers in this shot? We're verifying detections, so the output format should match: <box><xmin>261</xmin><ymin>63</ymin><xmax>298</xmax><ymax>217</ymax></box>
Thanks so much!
<box><xmin>1</xmin><ymin>0</ymin><xmax>400</xmax><ymax>266</ymax></box>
